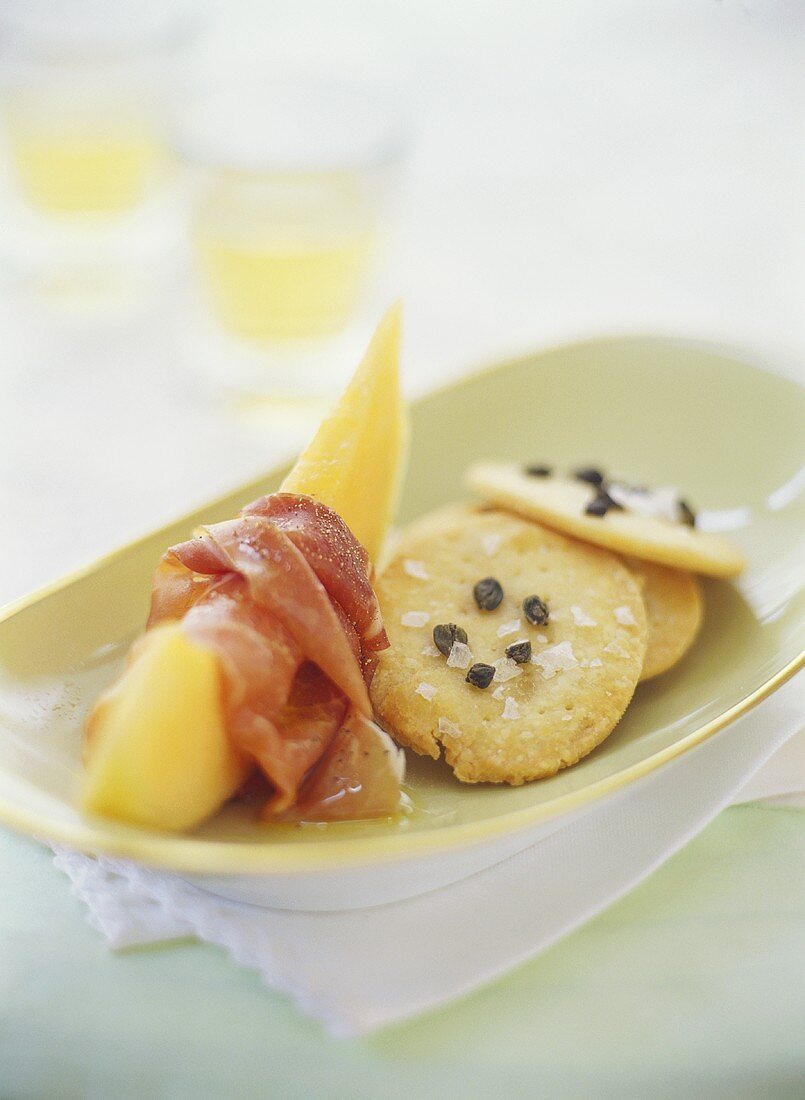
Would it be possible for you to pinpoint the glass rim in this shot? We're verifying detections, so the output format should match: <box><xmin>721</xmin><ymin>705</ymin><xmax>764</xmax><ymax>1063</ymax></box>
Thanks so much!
<box><xmin>0</xmin><ymin>10</ymin><xmax>203</xmax><ymax>65</ymax></box>
<box><xmin>171</xmin><ymin>77</ymin><xmax>410</xmax><ymax>176</ymax></box>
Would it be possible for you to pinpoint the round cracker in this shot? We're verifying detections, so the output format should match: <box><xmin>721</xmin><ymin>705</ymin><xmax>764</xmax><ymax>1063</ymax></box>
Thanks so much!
<box><xmin>370</xmin><ymin>506</ymin><xmax>647</xmax><ymax>785</ymax></box>
<box><xmin>624</xmin><ymin>557</ymin><xmax>703</xmax><ymax>681</ymax></box>
<box><xmin>466</xmin><ymin>463</ymin><xmax>745</xmax><ymax>578</ymax></box>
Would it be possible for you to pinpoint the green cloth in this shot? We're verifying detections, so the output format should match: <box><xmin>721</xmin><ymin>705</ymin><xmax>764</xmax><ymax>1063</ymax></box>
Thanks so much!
<box><xmin>1</xmin><ymin>806</ymin><xmax>803</xmax><ymax>1099</ymax></box>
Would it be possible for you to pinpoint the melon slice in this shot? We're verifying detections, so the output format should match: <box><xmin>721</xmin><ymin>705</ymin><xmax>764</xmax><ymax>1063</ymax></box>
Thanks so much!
<box><xmin>281</xmin><ymin>302</ymin><xmax>407</xmax><ymax>562</ymax></box>
<box><xmin>81</xmin><ymin>624</ymin><xmax>247</xmax><ymax>830</ymax></box>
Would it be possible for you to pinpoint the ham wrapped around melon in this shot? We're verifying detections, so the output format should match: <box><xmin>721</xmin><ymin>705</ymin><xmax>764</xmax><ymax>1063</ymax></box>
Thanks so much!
<box><xmin>142</xmin><ymin>493</ymin><xmax>404</xmax><ymax>821</ymax></box>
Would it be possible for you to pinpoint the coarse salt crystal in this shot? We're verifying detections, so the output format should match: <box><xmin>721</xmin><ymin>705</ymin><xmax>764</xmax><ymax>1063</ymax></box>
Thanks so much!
<box><xmin>401</xmin><ymin>611</ymin><xmax>430</xmax><ymax>627</ymax></box>
<box><xmin>481</xmin><ymin>533</ymin><xmax>503</xmax><ymax>556</ymax></box>
<box><xmin>496</xmin><ymin>618</ymin><xmax>521</xmax><ymax>638</ymax></box>
<box><xmin>492</xmin><ymin>657</ymin><xmax>523</xmax><ymax>683</ymax></box>
<box><xmin>603</xmin><ymin>640</ymin><xmax>629</xmax><ymax>657</ymax></box>
<box><xmin>571</xmin><ymin>605</ymin><xmax>597</xmax><ymax>627</ymax></box>
<box><xmin>502</xmin><ymin>696</ymin><xmax>520</xmax><ymax>720</ymax></box>
<box><xmin>614</xmin><ymin>605</ymin><xmax>637</xmax><ymax>626</ymax></box>
<box><xmin>536</xmin><ymin>633</ymin><xmax>548</xmax><ymax>644</ymax></box>
<box><xmin>446</xmin><ymin>640</ymin><xmax>473</xmax><ymax>669</ymax></box>
<box><xmin>438</xmin><ymin>716</ymin><xmax>462</xmax><ymax>738</ymax></box>
<box><xmin>492</xmin><ymin>685</ymin><xmax>507</xmax><ymax>700</ymax></box>
<box><xmin>608</xmin><ymin>483</ymin><xmax>680</xmax><ymax>523</ymax></box>
<box><xmin>562</xmin><ymin>714</ymin><xmax>573</xmax><ymax>722</ymax></box>
<box><xmin>531</xmin><ymin>641</ymin><xmax>579</xmax><ymax>679</ymax></box>
<box><xmin>421</xmin><ymin>643</ymin><xmax>441</xmax><ymax>657</ymax></box>
<box><xmin>415</xmin><ymin>682</ymin><xmax>437</xmax><ymax>701</ymax></box>
<box><xmin>403</xmin><ymin>559</ymin><xmax>430</xmax><ymax>580</ymax></box>
<box><xmin>589</xmin><ymin>657</ymin><xmax>603</xmax><ymax>667</ymax></box>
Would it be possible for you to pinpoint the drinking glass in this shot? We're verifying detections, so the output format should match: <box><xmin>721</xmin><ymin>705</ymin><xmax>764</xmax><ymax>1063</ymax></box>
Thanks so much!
<box><xmin>0</xmin><ymin>2</ymin><xmax>198</xmax><ymax>316</ymax></box>
<box><xmin>176</xmin><ymin>78</ymin><xmax>406</xmax><ymax>396</ymax></box>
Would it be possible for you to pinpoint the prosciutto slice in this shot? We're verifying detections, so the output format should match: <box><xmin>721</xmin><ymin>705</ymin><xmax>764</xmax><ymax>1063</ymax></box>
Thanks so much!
<box><xmin>147</xmin><ymin>493</ymin><xmax>402</xmax><ymax>821</ymax></box>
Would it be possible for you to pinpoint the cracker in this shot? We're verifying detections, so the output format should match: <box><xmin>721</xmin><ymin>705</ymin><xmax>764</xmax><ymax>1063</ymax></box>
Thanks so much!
<box><xmin>370</xmin><ymin>506</ymin><xmax>647</xmax><ymax>784</ymax></box>
<box><xmin>624</xmin><ymin>557</ymin><xmax>703</xmax><ymax>681</ymax></box>
<box><xmin>466</xmin><ymin>463</ymin><xmax>746</xmax><ymax>578</ymax></box>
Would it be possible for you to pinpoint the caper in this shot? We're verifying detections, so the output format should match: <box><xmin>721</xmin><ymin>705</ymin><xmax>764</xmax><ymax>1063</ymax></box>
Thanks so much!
<box><xmin>584</xmin><ymin>490</ymin><xmax>622</xmax><ymax>517</ymax></box>
<box><xmin>473</xmin><ymin>577</ymin><xmax>504</xmax><ymax>611</ymax></box>
<box><xmin>523</xmin><ymin>595</ymin><xmax>550</xmax><ymax>625</ymax></box>
<box><xmin>465</xmin><ymin>663</ymin><xmax>495</xmax><ymax>689</ymax></box>
<box><xmin>433</xmin><ymin>622</ymin><xmax>468</xmax><ymax>657</ymax></box>
<box><xmin>573</xmin><ymin>466</ymin><xmax>605</xmax><ymax>487</ymax></box>
<box><xmin>505</xmin><ymin>640</ymin><xmax>532</xmax><ymax>664</ymax></box>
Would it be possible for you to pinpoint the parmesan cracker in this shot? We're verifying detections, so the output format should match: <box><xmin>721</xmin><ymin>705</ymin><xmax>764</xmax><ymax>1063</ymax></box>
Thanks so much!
<box><xmin>624</xmin><ymin>556</ymin><xmax>703</xmax><ymax>681</ymax></box>
<box><xmin>466</xmin><ymin>463</ymin><xmax>745</xmax><ymax>578</ymax></box>
<box><xmin>370</xmin><ymin>506</ymin><xmax>647</xmax><ymax>784</ymax></box>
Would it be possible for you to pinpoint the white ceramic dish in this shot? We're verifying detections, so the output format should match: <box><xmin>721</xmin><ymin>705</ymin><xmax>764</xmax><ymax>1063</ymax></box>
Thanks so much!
<box><xmin>0</xmin><ymin>336</ymin><xmax>802</xmax><ymax>909</ymax></box>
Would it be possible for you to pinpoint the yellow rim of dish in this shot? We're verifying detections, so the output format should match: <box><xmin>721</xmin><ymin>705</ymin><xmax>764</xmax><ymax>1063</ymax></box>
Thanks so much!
<box><xmin>0</xmin><ymin>335</ymin><xmax>802</xmax><ymax>874</ymax></box>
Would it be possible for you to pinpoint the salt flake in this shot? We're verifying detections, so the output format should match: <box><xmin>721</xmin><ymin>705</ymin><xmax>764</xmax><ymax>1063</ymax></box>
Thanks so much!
<box><xmin>492</xmin><ymin>657</ymin><xmax>523</xmax><ymax>683</ymax></box>
<box><xmin>421</xmin><ymin>643</ymin><xmax>441</xmax><ymax>657</ymax></box>
<box><xmin>481</xmin><ymin>532</ymin><xmax>503</xmax><ymax>556</ymax></box>
<box><xmin>438</xmin><ymin>716</ymin><xmax>462</xmax><ymax>738</ymax></box>
<box><xmin>403</xmin><ymin>559</ymin><xmax>430</xmax><ymax>580</ymax></box>
<box><xmin>614</xmin><ymin>605</ymin><xmax>637</xmax><ymax>626</ymax></box>
<box><xmin>608</xmin><ymin>482</ymin><xmax>680</xmax><ymax>523</ymax></box>
<box><xmin>446</xmin><ymin>640</ymin><xmax>473</xmax><ymax>669</ymax></box>
<box><xmin>401</xmin><ymin>611</ymin><xmax>430</xmax><ymax>627</ymax></box>
<box><xmin>536</xmin><ymin>633</ymin><xmax>548</xmax><ymax>644</ymax></box>
<box><xmin>415</xmin><ymin>682</ymin><xmax>437</xmax><ymax>701</ymax></box>
<box><xmin>492</xmin><ymin>685</ymin><xmax>507</xmax><ymax>700</ymax></box>
<box><xmin>531</xmin><ymin>641</ymin><xmax>579</xmax><ymax>679</ymax></box>
<box><xmin>604</xmin><ymin>640</ymin><xmax>629</xmax><ymax>657</ymax></box>
<box><xmin>502</xmin><ymin>696</ymin><xmax>520</xmax><ymax>720</ymax></box>
<box><xmin>496</xmin><ymin>618</ymin><xmax>521</xmax><ymax>638</ymax></box>
<box><xmin>581</xmin><ymin>656</ymin><xmax>604</xmax><ymax>669</ymax></box>
<box><xmin>571</xmin><ymin>605</ymin><xmax>597</xmax><ymax>627</ymax></box>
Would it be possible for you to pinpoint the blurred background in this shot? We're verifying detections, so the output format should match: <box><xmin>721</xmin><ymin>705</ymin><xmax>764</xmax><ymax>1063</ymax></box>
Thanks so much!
<box><xmin>1</xmin><ymin>0</ymin><xmax>803</xmax><ymax>600</ymax></box>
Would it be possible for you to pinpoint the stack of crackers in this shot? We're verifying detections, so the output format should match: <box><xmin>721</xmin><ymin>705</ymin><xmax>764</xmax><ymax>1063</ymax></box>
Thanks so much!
<box><xmin>370</xmin><ymin>464</ymin><xmax>745</xmax><ymax>786</ymax></box>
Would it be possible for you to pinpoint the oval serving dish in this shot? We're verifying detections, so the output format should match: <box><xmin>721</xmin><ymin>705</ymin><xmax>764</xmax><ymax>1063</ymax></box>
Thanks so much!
<box><xmin>0</xmin><ymin>336</ymin><xmax>802</xmax><ymax>909</ymax></box>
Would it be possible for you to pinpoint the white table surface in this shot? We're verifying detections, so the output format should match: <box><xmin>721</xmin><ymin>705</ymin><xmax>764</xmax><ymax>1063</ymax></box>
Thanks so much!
<box><xmin>0</xmin><ymin>3</ymin><xmax>803</xmax><ymax>1095</ymax></box>
<box><xmin>2</xmin><ymin>0</ymin><xmax>803</xmax><ymax>603</ymax></box>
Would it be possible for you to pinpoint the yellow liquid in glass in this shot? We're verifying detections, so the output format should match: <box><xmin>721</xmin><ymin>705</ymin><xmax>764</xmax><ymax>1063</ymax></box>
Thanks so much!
<box><xmin>195</xmin><ymin>174</ymin><xmax>376</xmax><ymax>340</ymax></box>
<box><xmin>6</xmin><ymin>122</ymin><xmax>162</xmax><ymax>214</ymax></box>
<box><xmin>197</xmin><ymin>233</ymin><xmax>374</xmax><ymax>340</ymax></box>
